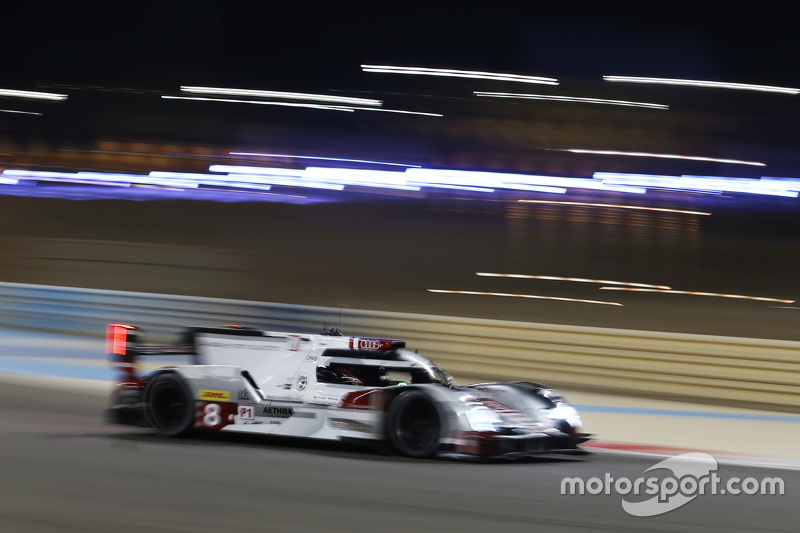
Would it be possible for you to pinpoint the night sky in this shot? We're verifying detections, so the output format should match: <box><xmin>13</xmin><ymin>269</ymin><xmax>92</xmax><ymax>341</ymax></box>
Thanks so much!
<box><xmin>3</xmin><ymin>3</ymin><xmax>799</xmax><ymax>91</ymax></box>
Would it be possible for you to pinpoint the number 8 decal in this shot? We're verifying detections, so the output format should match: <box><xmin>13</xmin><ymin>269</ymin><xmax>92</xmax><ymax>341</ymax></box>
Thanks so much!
<box><xmin>203</xmin><ymin>403</ymin><xmax>221</xmax><ymax>426</ymax></box>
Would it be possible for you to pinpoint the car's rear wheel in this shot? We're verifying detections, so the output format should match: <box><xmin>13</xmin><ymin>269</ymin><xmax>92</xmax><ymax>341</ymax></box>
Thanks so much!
<box><xmin>387</xmin><ymin>390</ymin><xmax>442</xmax><ymax>458</ymax></box>
<box><xmin>143</xmin><ymin>373</ymin><xmax>195</xmax><ymax>437</ymax></box>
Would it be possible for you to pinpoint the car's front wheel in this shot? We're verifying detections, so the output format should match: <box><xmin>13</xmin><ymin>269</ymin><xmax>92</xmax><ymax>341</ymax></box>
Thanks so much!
<box><xmin>386</xmin><ymin>390</ymin><xmax>442</xmax><ymax>458</ymax></box>
<box><xmin>143</xmin><ymin>373</ymin><xmax>195</xmax><ymax>437</ymax></box>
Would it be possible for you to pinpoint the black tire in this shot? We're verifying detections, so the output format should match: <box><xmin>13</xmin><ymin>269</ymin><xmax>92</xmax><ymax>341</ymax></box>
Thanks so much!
<box><xmin>143</xmin><ymin>373</ymin><xmax>195</xmax><ymax>437</ymax></box>
<box><xmin>386</xmin><ymin>390</ymin><xmax>442</xmax><ymax>458</ymax></box>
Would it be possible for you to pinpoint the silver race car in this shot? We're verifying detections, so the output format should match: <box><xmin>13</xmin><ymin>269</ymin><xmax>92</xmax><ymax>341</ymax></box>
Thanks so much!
<box><xmin>106</xmin><ymin>323</ymin><xmax>589</xmax><ymax>460</ymax></box>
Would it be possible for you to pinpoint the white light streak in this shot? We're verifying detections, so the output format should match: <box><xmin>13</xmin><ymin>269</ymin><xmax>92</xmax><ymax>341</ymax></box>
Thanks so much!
<box><xmin>600</xmin><ymin>287</ymin><xmax>794</xmax><ymax>303</ymax></box>
<box><xmin>225</xmin><ymin>174</ymin><xmax>344</xmax><ymax>190</ymax></box>
<box><xmin>0</xmin><ymin>176</ymin><xmax>19</xmax><ymax>185</ymax></box>
<box><xmin>162</xmin><ymin>95</ymin><xmax>355</xmax><ymax>112</ymax></box>
<box><xmin>0</xmin><ymin>109</ymin><xmax>43</xmax><ymax>115</ymax></box>
<box><xmin>475</xmin><ymin>91</ymin><xmax>667</xmax><ymax>109</ymax></box>
<box><xmin>561</xmin><ymin>149</ymin><xmax>765</xmax><ymax>167</ymax></box>
<box><xmin>304</xmin><ymin>167</ymin><xmax>421</xmax><ymax>190</ymax></box>
<box><xmin>180</xmin><ymin>86</ymin><xmax>382</xmax><ymax>106</ymax></box>
<box><xmin>595</xmin><ymin>172</ymin><xmax>799</xmax><ymax>198</ymax></box>
<box><xmin>362</xmin><ymin>65</ymin><xmax>558</xmax><ymax>85</ymax></box>
<box><xmin>3</xmin><ymin>169</ymin><xmax>198</xmax><ymax>189</ymax></box>
<box><xmin>404</xmin><ymin>168</ymin><xmax>567</xmax><ymax>193</ymax></box>
<box><xmin>0</xmin><ymin>88</ymin><xmax>68</xmax><ymax>101</ymax></box>
<box><xmin>352</xmin><ymin>107</ymin><xmax>443</xmax><ymax>117</ymax></box>
<box><xmin>603</xmin><ymin>76</ymin><xmax>800</xmax><ymax>95</ymax></box>
<box><xmin>405</xmin><ymin>168</ymin><xmax>644</xmax><ymax>194</ymax></box>
<box><xmin>427</xmin><ymin>289</ymin><xmax>622</xmax><ymax>306</ymax></box>
<box><xmin>516</xmin><ymin>199</ymin><xmax>711</xmax><ymax>215</ymax></box>
<box><xmin>412</xmin><ymin>183</ymin><xmax>496</xmax><ymax>192</ymax></box>
<box><xmin>209</xmin><ymin>165</ymin><xmax>305</xmax><ymax>176</ymax></box>
<box><xmin>475</xmin><ymin>272</ymin><xmax>672</xmax><ymax>289</ymax></box>
<box><xmin>74</xmin><ymin>172</ymin><xmax>199</xmax><ymax>188</ymax></box>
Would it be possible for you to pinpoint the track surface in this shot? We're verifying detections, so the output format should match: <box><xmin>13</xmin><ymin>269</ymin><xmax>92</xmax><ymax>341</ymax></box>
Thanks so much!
<box><xmin>1</xmin><ymin>380</ymin><xmax>797</xmax><ymax>532</ymax></box>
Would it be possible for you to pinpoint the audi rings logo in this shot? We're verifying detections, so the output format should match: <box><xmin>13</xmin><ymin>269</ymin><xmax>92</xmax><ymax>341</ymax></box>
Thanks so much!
<box><xmin>358</xmin><ymin>339</ymin><xmax>383</xmax><ymax>350</ymax></box>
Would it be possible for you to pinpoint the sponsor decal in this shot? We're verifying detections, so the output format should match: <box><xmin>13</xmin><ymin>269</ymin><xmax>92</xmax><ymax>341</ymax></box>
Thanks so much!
<box><xmin>195</xmin><ymin>401</ymin><xmax>236</xmax><ymax>430</ymax></box>
<box><xmin>330</xmin><ymin>419</ymin><xmax>372</xmax><ymax>432</ymax></box>
<box><xmin>242</xmin><ymin>420</ymin><xmax>263</xmax><ymax>425</ymax></box>
<box><xmin>198</xmin><ymin>389</ymin><xmax>230</xmax><ymax>401</ymax></box>
<box><xmin>287</xmin><ymin>335</ymin><xmax>302</xmax><ymax>351</ymax></box>
<box><xmin>237</xmin><ymin>389</ymin><xmax>250</xmax><ymax>400</ymax></box>
<box><xmin>238</xmin><ymin>405</ymin><xmax>255</xmax><ymax>420</ymax></box>
<box><xmin>262</xmin><ymin>406</ymin><xmax>294</xmax><ymax>418</ymax></box>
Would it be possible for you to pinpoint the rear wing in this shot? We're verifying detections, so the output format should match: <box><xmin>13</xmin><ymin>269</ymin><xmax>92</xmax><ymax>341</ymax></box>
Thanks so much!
<box><xmin>106</xmin><ymin>324</ymin><xmax>196</xmax><ymax>385</ymax></box>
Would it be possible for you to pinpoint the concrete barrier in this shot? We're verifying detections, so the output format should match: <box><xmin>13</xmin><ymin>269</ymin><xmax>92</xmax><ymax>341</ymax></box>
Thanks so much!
<box><xmin>2</xmin><ymin>282</ymin><xmax>799</xmax><ymax>410</ymax></box>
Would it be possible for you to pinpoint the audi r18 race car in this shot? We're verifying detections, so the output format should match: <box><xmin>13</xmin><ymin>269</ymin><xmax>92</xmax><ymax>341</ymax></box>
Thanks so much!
<box><xmin>106</xmin><ymin>323</ymin><xmax>589</xmax><ymax>460</ymax></box>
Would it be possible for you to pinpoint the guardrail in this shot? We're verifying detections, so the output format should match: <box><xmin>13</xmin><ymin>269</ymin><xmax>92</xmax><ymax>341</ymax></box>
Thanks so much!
<box><xmin>2</xmin><ymin>282</ymin><xmax>799</xmax><ymax>411</ymax></box>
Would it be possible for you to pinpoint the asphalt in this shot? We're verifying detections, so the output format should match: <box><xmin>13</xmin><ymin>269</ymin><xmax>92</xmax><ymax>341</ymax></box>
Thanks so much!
<box><xmin>0</xmin><ymin>377</ymin><xmax>798</xmax><ymax>533</ymax></box>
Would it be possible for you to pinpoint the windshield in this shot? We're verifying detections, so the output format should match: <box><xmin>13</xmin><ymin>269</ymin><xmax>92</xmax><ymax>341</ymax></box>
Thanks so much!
<box><xmin>394</xmin><ymin>350</ymin><xmax>454</xmax><ymax>386</ymax></box>
<box><xmin>317</xmin><ymin>349</ymin><xmax>454</xmax><ymax>387</ymax></box>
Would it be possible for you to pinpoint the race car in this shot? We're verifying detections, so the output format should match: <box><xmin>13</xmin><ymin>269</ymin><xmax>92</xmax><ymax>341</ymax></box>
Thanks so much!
<box><xmin>106</xmin><ymin>323</ymin><xmax>589</xmax><ymax>460</ymax></box>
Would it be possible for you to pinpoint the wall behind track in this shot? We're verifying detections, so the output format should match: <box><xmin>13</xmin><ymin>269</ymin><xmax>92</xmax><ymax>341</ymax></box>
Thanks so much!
<box><xmin>2</xmin><ymin>282</ymin><xmax>799</xmax><ymax>411</ymax></box>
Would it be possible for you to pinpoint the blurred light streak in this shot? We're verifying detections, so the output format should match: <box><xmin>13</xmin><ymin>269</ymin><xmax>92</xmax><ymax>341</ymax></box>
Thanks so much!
<box><xmin>0</xmin><ymin>109</ymin><xmax>43</xmax><ymax>115</ymax></box>
<box><xmin>427</xmin><ymin>289</ymin><xmax>622</xmax><ymax>306</ymax></box>
<box><xmin>3</xmin><ymin>170</ymin><xmax>128</xmax><ymax>187</ymax></box>
<box><xmin>404</xmin><ymin>169</ymin><xmax>567</xmax><ymax>193</ymax></box>
<box><xmin>0</xmin><ymin>88</ymin><xmax>67</xmax><ymax>100</ymax></box>
<box><xmin>0</xmin><ymin>176</ymin><xmax>19</xmax><ymax>185</ymax></box>
<box><xmin>225</xmin><ymin>174</ymin><xmax>345</xmax><ymax>190</ymax></box>
<box><xmin>3</xmin><ymin>169</ymin><xmax>198</xmax><ymax>188</ymax></box>
<box><xmin>760</xmin><ymin>177</ymin><xmax>800</xmax><ymax>191</ymax></box>
<box><xmin>516</xmin><ymin>199</ymin><xmax>711</xmax><ymax>215</ymax></box>
<box><xmin>361</xmin><ymin>65</ymin><xmax>558</xmax><ymax>85</ymax></box>
<box><xmin>475</xmin><ymin>272</ymin><xmax>672</xmax><ymax>289</ymax></box>
<box><xmin>770</xmin><ymin>306</ymin><xmax>800</xmax><ymax>310</ymax></box>
<box><xmin>209</xmin><ymin>165</ymin><xmax>305</xmax><ymax>176</ymax></box>
<box><xmin>595</xmin><ymin>173</ymin><xmax>799</xmax><ymax>197</ymax></box>
<box><xmin>229</xmin><ymin>153</ymin><xmax>421</xmax><ymax>168</ymax></box>
<box><xmin>600</xmin><ymin>287</ymin><xmax>794</xmax><ymax>303</ymax></box>
<box><xmin>352</xmin><ymin>107</ymin><xmax>443</xmax><ymax>117</ymax></box>
<box><xmin>413</xmin><ymin>183</ymin><xmax>496</xmax><ymax>192</ymax></box>
<box><xmin>150</xmin><ymin>172</ymin><xmax>275</xmax><ymax>191</ymax></box>
<box><xmin>74</xmin><ymin>172</ymin><xmax>199</xmax><ymax>188</ymax></box>
<box><xmin>407</xmin><ymin>169</ymin><xmax>647</xmax><ymax>194</ymax></box>
<box><xmin>162</xmin><ymin>95</ymin><xmax>355</xmax><ymax>112</ymax></box>
<box><xmin>560</xmin><ymin>149</ymin><xmax>765</xmax><ymax>166</ymax></box>
<box><xmin>475</xmin><ymin>92</ymin><xmax>667</xmax><ymax>109</ymax></box>
<box><xmin>304</xmin><ymin>167</ymin><xmax>421</xmax><ymax>190</ymax></box>
<box><xmin>197</xmin><ymin>180</ymin><xmax>274</xmax><ymax>191</ymax></box>
<box><xmin>179</xmin><ymin>86</ymin><xmax>382</xmax><ymax>106</ymax></box>
<box><xmin>603</xmin><ymin>76</ymin><xmax>800</xmax><ymax>95</ymax></box>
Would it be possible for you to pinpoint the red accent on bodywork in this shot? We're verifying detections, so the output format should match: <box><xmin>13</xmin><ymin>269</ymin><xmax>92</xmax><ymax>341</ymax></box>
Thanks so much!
<box><xmin>338</xmin><ymin>388</ymin><xmax>387</xmax><ymax>411</ymax></box>
<box><xmin>194</xmin><ymin>401</ymin><xmax>237</xmax><ymax>431</ymax></box>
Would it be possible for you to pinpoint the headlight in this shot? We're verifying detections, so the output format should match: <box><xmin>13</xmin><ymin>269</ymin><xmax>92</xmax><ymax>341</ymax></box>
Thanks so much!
<box><xmin>545</xmin><ymin>404</ymin><xmax>582</xmax><ymax>428</ymax></box>
<box><xmin>464</xmin><ymin>408</ymin><xmax>504</xmax><ymax>431</ymax></box>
